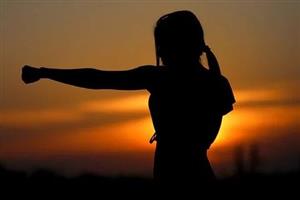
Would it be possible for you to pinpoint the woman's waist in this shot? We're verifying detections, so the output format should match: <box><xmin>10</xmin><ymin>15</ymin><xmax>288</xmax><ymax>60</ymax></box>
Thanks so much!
<box><xmin>150</xmin><ymin>131</ymin><xmax>209</xmax><ymax>148</ymax></box>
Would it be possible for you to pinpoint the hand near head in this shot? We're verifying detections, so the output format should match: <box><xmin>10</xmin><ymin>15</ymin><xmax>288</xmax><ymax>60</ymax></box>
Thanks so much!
<box><xmin>22</xmin><ymin>65</ymin><xmax>41</xmax><ymax>84</ymax></box>
<box><xmin>202</xmin><ymin>45</ymin><xmax>221</xmax><ymax>75</ymax></box>
<box><xmin>203</xmin><ymin>45</ymin><xmax>211</xmax><ymax>53</ymax></box>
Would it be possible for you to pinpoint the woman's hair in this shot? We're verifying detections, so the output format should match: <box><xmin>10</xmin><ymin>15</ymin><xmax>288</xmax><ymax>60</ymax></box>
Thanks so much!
<box><xmin>154</xmin><ymin>10</ymin><xmax>205</xmax><ymax>66</ymax></box>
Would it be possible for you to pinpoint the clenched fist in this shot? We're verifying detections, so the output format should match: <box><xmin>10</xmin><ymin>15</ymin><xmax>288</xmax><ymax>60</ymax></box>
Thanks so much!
<box><xmin>22</xmin><ymin>65</ymin><xmax>41</xmax><ymax>84</ymax></box>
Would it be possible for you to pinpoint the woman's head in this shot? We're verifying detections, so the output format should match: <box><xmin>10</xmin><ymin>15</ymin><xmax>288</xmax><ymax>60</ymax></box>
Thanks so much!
<box><xmin>154</xmin><ymin>10</ymin><xmax>205</xmax><ymax>67</ymax></box>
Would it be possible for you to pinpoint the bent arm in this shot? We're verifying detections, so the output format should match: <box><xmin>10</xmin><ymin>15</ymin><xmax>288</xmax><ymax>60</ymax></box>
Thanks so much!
<box><xmin>23</xmin><ymin>65</ymin><xmax>156</xmax><ymax>90</ymax></box>
<box><xmin>204</xmin><ymin>45</ymin><xmax>221</xmax><ymax>75</ymax></box>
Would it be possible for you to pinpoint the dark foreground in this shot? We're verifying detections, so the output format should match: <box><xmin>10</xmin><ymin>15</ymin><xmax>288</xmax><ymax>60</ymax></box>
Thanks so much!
<box><xmin>0</xmin><ymin>165</ymin><xmax>298</xmax><ymax>198</ymax></box>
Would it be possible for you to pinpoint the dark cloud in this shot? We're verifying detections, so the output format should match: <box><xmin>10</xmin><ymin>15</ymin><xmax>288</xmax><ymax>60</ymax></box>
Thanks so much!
<box><xmin>237</xmin><ymin>99</ymin><xmax>300</xmax><ymax>108</ymax></box>
<box><xmin>0</xmin><ymin>110</ymin><xmax>149</xmax><ymax>143</ymax></box>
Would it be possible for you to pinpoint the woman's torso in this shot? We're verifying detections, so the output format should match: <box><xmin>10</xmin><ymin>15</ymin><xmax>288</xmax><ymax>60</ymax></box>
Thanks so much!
<box><xmin>147</xmin><ymin>65</ymin><xmax>222</xmax><ymax>181</ymax></box>
<box><xmin>148</xmin><ymin>65</ymin><xmax>221</xmax><ymax>146</ymax></box>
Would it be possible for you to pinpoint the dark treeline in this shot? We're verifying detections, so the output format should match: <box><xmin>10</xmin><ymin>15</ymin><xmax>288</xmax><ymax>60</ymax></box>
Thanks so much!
<box><xmin>0</xmin><ymin>163</ymin><xmax>298</xmax><ymax>198</ymax></box>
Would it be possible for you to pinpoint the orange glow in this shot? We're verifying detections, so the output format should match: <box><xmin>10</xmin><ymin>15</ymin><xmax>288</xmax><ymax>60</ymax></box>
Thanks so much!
<box><xmin>1</xmin><ymin>89</ymin><xmax>299</xmax><ymax>157</ymax></box>
<box><xmin>0</xmin><ymin>117</ymin><xmax>155</xmax><ymax>158</ymax></box>
<box><xmin>1</xmin><ymin>85</ymin><xmax>299</xmax><ymax>176</ymax></box>
<box><xmin>0</xmin><ymin>109</ymin><xmax>81</xmax><ymax>127</ymax></box>
<box><xmin>80</xmin><ymin>93</ymin><xmax>149</xmax><ymax>113</ymax></box>
<box><xmin>236</xmin><ymin>88</ymin><xmax>283</xmax><ymax>103</ymax></box>
<box><xmin>1</xmin><ymin>1</ymin><xmax>299</xmax><ymax>176</ymax></box>
<box><xmin>209</xmin><ymin>87</ymin><xmax>300</xmax><ymax>148</ymax></box>
<box><xmin>0</xmin><ymin>93</ymin><xmax>149</xmax><ymax>127</ymax></box>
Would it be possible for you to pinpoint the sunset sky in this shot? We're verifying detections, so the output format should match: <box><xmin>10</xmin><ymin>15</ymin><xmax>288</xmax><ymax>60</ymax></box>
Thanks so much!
<box><xmin>0</xmin><ymin>0</ymin><xmax>299</xmax><ymax>177</ymax></box>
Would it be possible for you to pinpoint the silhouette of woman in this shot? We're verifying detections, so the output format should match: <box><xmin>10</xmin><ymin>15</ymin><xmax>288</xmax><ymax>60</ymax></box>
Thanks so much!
<box><xmin>22</xmin><ymin>10</ymin><xmax>235</xmax><ymax>185</ymax></box>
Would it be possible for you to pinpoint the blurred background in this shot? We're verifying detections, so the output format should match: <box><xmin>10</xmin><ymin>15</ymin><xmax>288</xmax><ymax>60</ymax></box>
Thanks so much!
<box><xmin>0</xmin><ymin>0</ymin><xmax>299</xmax><ymax>178</ymax></box>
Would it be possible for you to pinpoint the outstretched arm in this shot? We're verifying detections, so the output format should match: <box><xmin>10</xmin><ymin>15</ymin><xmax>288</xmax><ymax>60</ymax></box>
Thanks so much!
<box><xmin>22</xmin><ymin>65</ymin><xmax>156</xmax><ymax>90</ymax></box>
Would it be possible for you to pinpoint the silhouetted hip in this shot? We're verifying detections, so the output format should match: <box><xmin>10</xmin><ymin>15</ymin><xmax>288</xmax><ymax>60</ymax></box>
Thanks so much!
<box><xmin>153</xmin><ymin>139</ymin><xmax>216</xmax><ymax>184</ymax></box>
